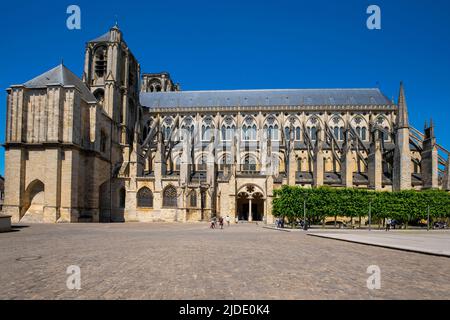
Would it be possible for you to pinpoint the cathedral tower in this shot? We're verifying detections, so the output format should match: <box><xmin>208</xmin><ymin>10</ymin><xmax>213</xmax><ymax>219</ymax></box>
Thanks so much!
<box><xmin>83</xmin><ymin>24</ymin><xmax>140</xmax><ymax>147</ymax></box>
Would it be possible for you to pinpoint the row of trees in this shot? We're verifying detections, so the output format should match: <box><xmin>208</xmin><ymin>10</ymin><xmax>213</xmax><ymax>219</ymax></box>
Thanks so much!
<box><xmin>272</xmin><ymin>186</ymin><xmax>450</xmax><ymax>225</ymax></box>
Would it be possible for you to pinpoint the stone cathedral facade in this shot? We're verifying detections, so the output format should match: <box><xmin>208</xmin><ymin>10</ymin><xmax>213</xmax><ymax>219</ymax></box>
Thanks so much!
<box><xmin>3</xmin><ymin>26</ymin><xmax>450</xmax><ymax>223</ymax></box>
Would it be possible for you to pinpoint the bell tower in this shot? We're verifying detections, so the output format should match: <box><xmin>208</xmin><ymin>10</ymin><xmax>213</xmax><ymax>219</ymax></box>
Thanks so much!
<box><xmin>83</xmin><ymin>24</ymin><xmax>140</xmax><ymax>146</ymax></box>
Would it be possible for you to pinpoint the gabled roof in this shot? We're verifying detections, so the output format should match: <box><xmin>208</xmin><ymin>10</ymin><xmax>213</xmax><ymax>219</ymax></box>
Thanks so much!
<box><xmin>89</xmin><ymin>31</ymin><xmax>110</xmax><ymax>43</ymax></box>
<box><xmin>140</xmin><ymin>88</ymin><xmax>393</xmax><ymax>109</ymax></box>
<box><xmin>88</xmin><ymin>24</ymin><xmax>121</xmax><ymax>43</ymax></box>
<box><xmin>23</xmin><ymin>64</ymin><xmax>97</xmax><ymax>103</ymax></box>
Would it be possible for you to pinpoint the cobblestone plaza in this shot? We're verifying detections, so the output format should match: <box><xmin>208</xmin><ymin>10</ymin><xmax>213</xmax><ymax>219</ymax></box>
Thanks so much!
<box><xmin>0</xmin><ymin>223</ymin><xmax>449</xmax><ymax>299</ymax></box>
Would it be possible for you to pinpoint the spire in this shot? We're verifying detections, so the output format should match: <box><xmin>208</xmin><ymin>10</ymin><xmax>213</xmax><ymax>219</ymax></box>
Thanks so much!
<box><xmin>397</xmin><ymin>81</ymin><xmax>409</xmax><ymax>128</ymax></box>
<box><xmin>429</xmin><ymin>117</ymin><xmax>435</xmax><ymax>138</ymax></box>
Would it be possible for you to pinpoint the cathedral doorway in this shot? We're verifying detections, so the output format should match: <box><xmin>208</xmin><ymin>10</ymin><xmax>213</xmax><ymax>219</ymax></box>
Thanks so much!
<box><xmin>21</xmin><ymin>180</ymin><xmax>45</xmax><ymax>222</ymax></box>
<box><xmin>236</xmin><ymin>185</ymin><xmax>264</xmax><ymax>221</ymax></box>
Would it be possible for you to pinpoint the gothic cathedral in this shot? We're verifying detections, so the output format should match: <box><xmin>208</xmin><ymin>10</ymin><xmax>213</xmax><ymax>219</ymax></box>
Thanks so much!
<box><xmin>3</xmin><ymin>26</ymin><xmax>450</xmax><ymax>223</ymax></box>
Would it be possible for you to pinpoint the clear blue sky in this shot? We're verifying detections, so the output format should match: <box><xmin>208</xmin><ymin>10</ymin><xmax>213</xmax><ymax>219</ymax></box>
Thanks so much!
<box><xmin>1</xmin><ymin>0</ymin><xmax>449</xmax><ymax>175</ymax></box>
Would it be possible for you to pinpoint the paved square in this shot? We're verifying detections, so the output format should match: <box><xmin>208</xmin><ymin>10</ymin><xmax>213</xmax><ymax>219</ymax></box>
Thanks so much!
<box><xmin>0</xmin><ymin>223</ymin><xmax>449</xmax><ymax>299</ymax></box>
<box><xmin>308</xmin><ymin>230</ymin><xmax>450</xmax><ymax>257</ymax></box>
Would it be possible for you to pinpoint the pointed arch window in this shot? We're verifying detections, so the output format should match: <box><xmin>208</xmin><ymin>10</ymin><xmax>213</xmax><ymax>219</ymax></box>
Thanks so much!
<box><xmin>221</xmin><ymin>126</ymin><xmax>226</xmax><ymax>141</ymax></box>
<box><xmin>251</xmin><ymin>124</ymin><xmax>257</xmax><ymax>140</ymax></box>
<box><xmin>137</xmin><ymin>187</ymin><xmax>153</xmax><ymax>208</ymax></box>
<box><xmin>295</xmin><ymin>127</ymin><xmax>301</xmax><ymax>140</ymax></box>
<box><xmin>189</xmin><ymin>192</ymin><xmax>197</xmax><ymax>208</ymax></box>
<box><xmin>333</xmin><ymin>127</ymin><xmax>339</xmax><ymax>140</ymax></box>
<box><xmin>273</xmin><ymin>124</ymin><xmax>279</xmax><ymax>140</ymax></box>
<box><xmin>284</xmin><ymin>127</ymin><xmax>290</xmax><ymax>141</ymax></box>
<box><xmin>219</xmin><ymin>154</ymin><xmax>232</xmax><ymax>170</ymax></box>
<box><xmin>361</xmin><ymin>127</ymin><xmax>367</xmax><ymax>141</ymax></box>
<box><xmin>384</xmin><ymin>127</ymin><xmax>390</xmax><ymax>141</ymax></box>
<box><xmin>227</xmin><ymin>125</ymin><xmax>235</xmax><ymax>140</ymax></box>
<box><xmin>163</xmin><ymin>186</ymin><xmax>177</xmax><ymax>208</ymax></box>
<box><xmin>264</xmin><ymin>125</ymin><xmax>269</xmax><ymax>140</ymax></box>
<box><xmin>243</xmin><ymin>126</ymin><xmax>249</xmax><ymax>141</ymax></box>
<box><xmin>93</xmin><ymin>89</ymin><xmax>105</xmax><ymax>107</ymax></box>
<box><xmin>94</xmin><ymin>46</ymin><xmax>107</xmax><ymax>78</ymax></box>
<box><xmin>266</xmin><ymin>124</ymin><xmax>279</xmax><ymax>141</ymax></box>
<box><xmin>163</xmin><ymin>126</ymin><xmax>171</xmax><ymax>141</ymax></box>
<box><xmin>197</xmin><ymin>154</ymin><xmax>207</xmax><ymax>171</ymax></box>
<box><xmin>310</xmin><ymin>127</ymin><xmax>317</xmax><ymax>141</ymax></box>
<box><xmin>243</xmin><ymin>155</ymin><xmax>257</xmax><ymax>171</ymax></box>
<box><xmin>243</xmin><ymin>123</ymin><xmax>257</xmax><ymax>141</ymax></box>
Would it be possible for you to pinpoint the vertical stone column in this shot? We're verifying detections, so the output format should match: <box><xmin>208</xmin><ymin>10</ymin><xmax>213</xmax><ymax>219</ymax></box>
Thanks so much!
<box><xmin>207</xmin><ymin>137</ymin><xmax>217</xmax><ymax>217</ymax></box>
<box><xmin>443</xmin><ymin>156</ymin><xmax>450</xmax><ymax>191</ymax></box>
<box><xmin>180</xmin><ymin>132</ymin><xmax>191</xmax><ymax>186</ymax></box>
<box><xmin>393</xmin><ymin>127</ymin><xmax>412</xmax><ymax>191</ymax></box>
<box><xmin>421</xmin><ymin>123</ymin><xmax>439</xmax><ymax>189</ymax></box>
<box><xmin>3</xmin><ymin>148</ymin><xmax>25</xmax><ymax>223</ymax></box>
<box><xmin>248</xmin><ymin>196</ymin><xmax>253</xmax><ymax>222</ymax></box>
<box><xmin>265</xmin><ymin>175</ymin><xmax>274</xmax><ymax>225</ymax></box>
<box><xmin>59</xmin><ymin>149</ymin><xmax>80</xmax><ymax>222</ymax></box>
<box><xmin>368</xmin><ymin>130</ymin><xmax>383</xmax><ymax>191</ymax></box>
<box><xmin>341</xmin><ymin>133</ymin><xmax>353</xmax><ymax>188</ymax></box>
<box><xmin>154</xmin><ymin>131</ymin><xmax>165</xmax><ymax>210</ymax></box>
<box><xmin>7</xmin><ymin>86</ymin><xmax>25</xmax><ymax>142</ymax></box>
<box><xmin>83</xmin><ymin>46</ymin><xmax>91</xmax><ymax>83</ymax></box>
<box><xmin>46</xmin><ymin>86</ymin><xmax>63</xmax><ymax>142</ymax></box>
<box><xmin>313</xmin><ymin>144</ymin><xmax>324</xmax><ymax>187</ymax></box>
<box><xmin>43</xmin><ymin>148</ymin><xmax>61</xmax><ymax>222</ymax></box>
<box><xmin>288</xmin><ymin>141</ymin><xmax>296</xmax><ymax>186</ymax></box>
<box><xmin>125</xmin><ymin>123</ymin><xmax>143</xmax><ymax>221</ymax></box>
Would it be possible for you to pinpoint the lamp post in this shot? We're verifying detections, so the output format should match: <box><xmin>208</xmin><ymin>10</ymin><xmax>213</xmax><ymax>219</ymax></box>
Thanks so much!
<box><xmin>303</xmin><ymin>199</ymin><xmax>308</xmax><ymax>231</ymax></box>
<box><xmin>368</xmin><ymin>200</ymin><xmax>372</xmax><ymax>231</ymax></box>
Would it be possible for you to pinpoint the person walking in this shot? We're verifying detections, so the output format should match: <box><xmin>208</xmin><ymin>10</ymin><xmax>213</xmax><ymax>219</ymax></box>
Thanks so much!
<box><xmin>219</xmin><ymin>216</ymin><xmax>224</xmax><ymax>229</ymax></box>
<box><xmin>385</xmin><ymin>218</ymin><xmax>391</xmax><ymax>231</ymax></box>
<box><xmin>225</xmin><ymin>215</ymin><xmax>231</xmax><ymax>227</ymax></box>
<box><xmin>210</xmin><ymin>217</ymin><xmax>216</xmax><ymax>229</ymax></box>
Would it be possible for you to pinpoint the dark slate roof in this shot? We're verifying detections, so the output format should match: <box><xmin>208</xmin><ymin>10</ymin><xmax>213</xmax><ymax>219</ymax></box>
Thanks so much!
<box><xmin>353</xmin><ymin>173</ymin><xmax>369</xmax><ymax>184</ymax></box>
<box><xmin>89</xmin><ymin>31</ymin><xmax>110</xmax><ymax>43</ymax></box>
<box><xmin>296</xmin><ymin>171</ymin><xmax>313</xmax><ymax>183</ymax></box>
<box><xmin>23</xmin><ymin>64</ymin><xmax>97</xmax><ymax>103</ymax></box>
<box><xmin>140</xmin><ymin>88</ymin><xmax>392</xmax><ymax>109</ymax></box>
<box><xmin>324</xmin><ymin>172</ymin><xmax>342</xmax><ymax>184</ymax></box>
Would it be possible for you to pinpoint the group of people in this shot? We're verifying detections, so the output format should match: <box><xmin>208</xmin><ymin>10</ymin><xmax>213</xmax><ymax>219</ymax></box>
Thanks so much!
<box><xmin>275</xmin><ymin>217</ymin><xmax>285</xmax><ymax>228</ymax></box>
<box><xmin>210</xmin><ymin>215</ymin><xmax>231</xmax><ymax>229</ymax></box>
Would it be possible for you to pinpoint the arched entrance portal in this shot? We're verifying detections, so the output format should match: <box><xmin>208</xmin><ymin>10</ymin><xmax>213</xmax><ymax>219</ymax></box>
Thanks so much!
<box><xmin>237</xmin><ymin>185</ymin><xmax>264</xmax><ymax>222</ymax></box>
<box><xmin>21</xmin><ymin>180</ymin><xmax>45</xmax><ymax>223</ymax></box>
